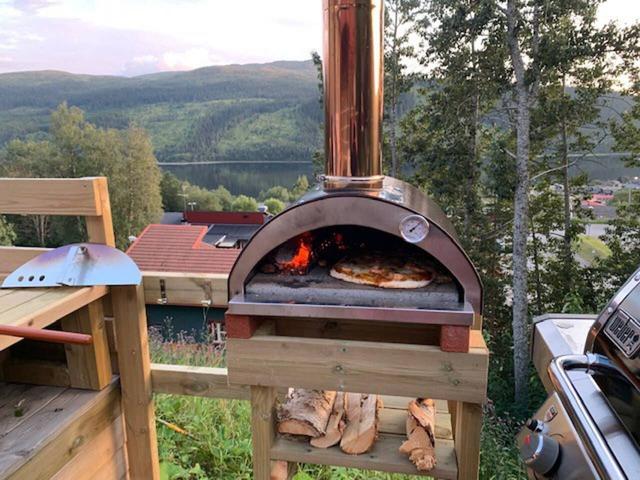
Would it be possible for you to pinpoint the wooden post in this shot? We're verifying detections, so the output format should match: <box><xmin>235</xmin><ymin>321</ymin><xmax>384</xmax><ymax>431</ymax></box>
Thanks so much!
<box><xmin>250</xmin><ymin>385</ymin><xmax>277</xmax><ymax>480</ymax></box>
<box><xmin>111</xmin><ymin>285</ymin><xmax>160</xmax><ymax>480</ymax></box>
<box><xmin>454</xmin><ymin>401</ymin><xmax>483</xmax><ymax>480</ymax></box>
<box><xmin>62</xmin><ymin>299</ymin><xmax>112</xmax><ymax>390</ymax></box>
<box><xmin>85</xmin><ymin>177</ymin><xmax>116</xmax><ymax>247</ymax></box>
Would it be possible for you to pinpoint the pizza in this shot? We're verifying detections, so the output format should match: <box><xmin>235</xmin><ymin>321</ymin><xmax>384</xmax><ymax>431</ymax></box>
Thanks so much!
<box><xmin>329</xmin><ymin>253</ymin><xmax>435</xmax><ymax>289</ymax></box>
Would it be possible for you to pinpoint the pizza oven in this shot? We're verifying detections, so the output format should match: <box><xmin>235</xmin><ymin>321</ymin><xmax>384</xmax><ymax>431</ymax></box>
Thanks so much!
<box><xmin>227</xmin><ymin>0</ymin><xmax>482</xmax><ymax>330</ymax></box>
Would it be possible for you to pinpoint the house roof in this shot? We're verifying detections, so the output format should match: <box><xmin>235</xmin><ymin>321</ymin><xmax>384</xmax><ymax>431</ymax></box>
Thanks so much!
<box><xmin>203</xmin><ymin>224</ymin><xmax>262</xmax><ymax>246</ymax></box>
<box><xmin>126</xmin><ymin>224</ymin><xmax>240</xmax><ymax>274</ymax></box>
<box><xmin>184</xmin><ymin>211</ymin><xmax>266</xmax><ymax>225</ymax></box>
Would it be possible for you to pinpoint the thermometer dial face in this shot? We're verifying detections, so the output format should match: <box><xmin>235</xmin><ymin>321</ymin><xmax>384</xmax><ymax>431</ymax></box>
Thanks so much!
<box><xmin>399</xmin><ymin>215</ymin><xmax>430</xmax><ymax>243</ymax></box>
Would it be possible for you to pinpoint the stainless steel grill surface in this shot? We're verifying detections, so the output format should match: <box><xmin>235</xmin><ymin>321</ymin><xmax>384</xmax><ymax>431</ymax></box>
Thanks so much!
<box><xmin>521</xmin><ymin>268</ymin><xmax>640</xmax><ymax>479</ymax></box>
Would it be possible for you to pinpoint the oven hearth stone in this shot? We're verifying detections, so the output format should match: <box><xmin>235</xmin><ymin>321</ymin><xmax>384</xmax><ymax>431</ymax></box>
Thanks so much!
<box><xmin>245</xmin><ymin>267</ymin><xmax>463</xmax><ymax>310</ymax></box>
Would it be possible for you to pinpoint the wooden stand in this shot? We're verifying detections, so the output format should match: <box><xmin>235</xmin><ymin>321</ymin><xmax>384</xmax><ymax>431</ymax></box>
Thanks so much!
<box><xmin>227</xmin><ymin>317</ymin><xmax>488</xmax><ymax>480</ymax></box>
<box><xmin>0</xmin><ymin>177</ymin><xmax>159</xmax><ymax>480</ymax></box>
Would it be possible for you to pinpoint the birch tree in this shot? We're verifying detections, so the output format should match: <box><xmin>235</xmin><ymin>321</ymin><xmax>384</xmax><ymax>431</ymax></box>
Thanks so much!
<box><xmin>503</xmin><ymin>0</ymin><xmax>541</xmax><ymax>406</ymax></box>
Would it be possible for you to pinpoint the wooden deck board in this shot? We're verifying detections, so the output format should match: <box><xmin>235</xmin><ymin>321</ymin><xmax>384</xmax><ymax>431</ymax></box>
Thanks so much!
<box><xmin>0</xmin><ymin>286</ymin><xmax>108</xmax><ymax>351</ymax></box>
<box><xmin>0</xmin><ymin>379</ymin><xmax>121</xmax><ymax>480</ymax></box>
<box><xmin>0</xmin><ymin>384</ymin><xmax>66</xmax><ymax>437</ymax></box>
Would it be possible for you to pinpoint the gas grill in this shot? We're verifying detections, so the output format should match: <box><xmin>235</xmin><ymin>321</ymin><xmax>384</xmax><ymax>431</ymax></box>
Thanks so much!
<box><xmin>521</xmin><ymin>269</ymin><xmax>640</xmax><ymax>479</ymax></box>
<box><xmin>226</xmin><ymin>0</ymin><xmax>482</xmax><ymax>339</ymax></box>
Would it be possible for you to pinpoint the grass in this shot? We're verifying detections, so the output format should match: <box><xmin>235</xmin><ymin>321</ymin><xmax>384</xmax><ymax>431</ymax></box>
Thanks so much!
<box><xmin>150</xmin><ymin>327</ymin><xmax>526</xmax><ymax>480</ymax></box>
<box><xmin>575</xmin><ymin>234</ymin><xmax>612</xmax><ymax>264</ymax></box>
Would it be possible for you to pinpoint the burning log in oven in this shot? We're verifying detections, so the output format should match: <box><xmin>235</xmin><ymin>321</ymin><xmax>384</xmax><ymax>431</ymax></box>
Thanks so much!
<box><xmin>259</xmin><ymin>230</ymin><xmax>349</xmax><ymax>276</ymax></box>
<box><xmin>261</xmin><ymin>233</ymin><xmax>314</xmax><ymax>275</ymax></box>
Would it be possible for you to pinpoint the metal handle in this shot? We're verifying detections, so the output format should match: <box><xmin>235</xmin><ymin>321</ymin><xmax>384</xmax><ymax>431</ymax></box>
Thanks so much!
<box><xmin>548</xmin><ymin>354</ymin><xmax>627</xmax><ymax>479</ymax></box>
<box><xmin>0</xmin><ymin>325</ymin><xmax>93</xmax><ymax>345</ymax></box>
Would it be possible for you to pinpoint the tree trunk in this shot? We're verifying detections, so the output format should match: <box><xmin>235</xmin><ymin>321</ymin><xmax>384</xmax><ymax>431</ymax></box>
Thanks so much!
<box><xmin>512</xmin><ymin>85</ymin><xmax>531</xmax><ymax>408</ymax></box>
<box><xmin>390</xmin><ymin>100</ymin><xmax>399</xmax><ymax>177</ymax></box>
<box><xmin>464</xmin><ymin>33</ymin><xmax>481</xmax><ymax>234</ymax></box>
<box><xmin>530</xmin><ymin>215</ymin><xmax>543</xmax><ymax>316</ymax></box>
<box><xmin>561</xmin><ymin>75</ymin><xmax>573</xmax><ymax>283</ymax></box>
<box><xmin>506</xmin><ymin>0</ymin><xmax>534</xmax><ymax>407</ymax></box>
<box><xmin>389</xmin><ymin>4</ymin><xmax>400</xmax><ymax>177</ymax></box>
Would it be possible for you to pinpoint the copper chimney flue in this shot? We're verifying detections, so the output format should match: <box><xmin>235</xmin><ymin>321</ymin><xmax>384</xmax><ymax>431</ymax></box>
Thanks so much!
<box><xmin>322</xmin><ymin>0</ymin><xmax>384</xmax><ymax>190</ymax></box>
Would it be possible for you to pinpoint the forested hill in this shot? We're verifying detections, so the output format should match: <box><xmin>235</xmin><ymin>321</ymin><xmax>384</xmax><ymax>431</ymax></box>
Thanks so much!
<box><xmin>0</xmin><ymin>60</ymin><xmax>322</xmax><ymax>165</ymax></box>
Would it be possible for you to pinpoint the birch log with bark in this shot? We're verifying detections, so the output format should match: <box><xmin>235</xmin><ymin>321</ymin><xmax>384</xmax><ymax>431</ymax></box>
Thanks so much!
<box><xmin>310</xmin><ymin>391</ymin><xmax>347</xmax><ymax>448</ymax></box>
<box><xmin>277</xmin><ymin>389</ymin><xmax>336</xmax><ymax>437</ymax></box>
<box><xmin>399</xmin><ymin>398</ymin><xmax>436</xmax><ymax>472</ymax></box>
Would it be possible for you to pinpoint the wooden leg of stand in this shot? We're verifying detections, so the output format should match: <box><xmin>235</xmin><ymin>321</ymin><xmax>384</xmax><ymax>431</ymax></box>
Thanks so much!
<box><xmin>251</xmin><ymin>385</ymin><xmax>277</xmax><ymax>480</ymax></box>
<box><xmin>112</xmin><ymin>285</ymin><xmax>160</xmax><ymax>480</ymax></box>
<box><xmin>454</xmin><ymin>401</ymin><xmax>482</xmax><ymax>480</ymax></box>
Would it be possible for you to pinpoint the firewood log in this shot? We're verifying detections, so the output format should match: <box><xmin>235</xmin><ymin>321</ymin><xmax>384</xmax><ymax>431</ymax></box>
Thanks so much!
<box><xmin>277</xmin><ymin>389</ymin><xmax>336</xmax><ymax>438</ymax></box>
<box><xmin>399</xmin><ymin>398</ymin><xmax>437</xmax><ymax>472</ymax></box>
<box><xmin>270</xmin><ymin>460</ymin><xmax>295</xmax><ymax>480</ymax></box>
<box><xmin>339</xmin><ymin>393</ymin><xmax>381</xmax><ymax>455</ymax></box>
<box><xmin>310</xmin><ymin>391</ymin><xmax>347</xmax><ymax>448</ymax></box>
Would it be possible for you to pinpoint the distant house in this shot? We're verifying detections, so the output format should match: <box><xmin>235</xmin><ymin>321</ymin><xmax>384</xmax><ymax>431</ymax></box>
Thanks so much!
<box><xmin>184</xmin><ymin>211</ymin><xmax>266</xmax><ymax>248</ymax></box>
<box><xmin>590</xmin><ymin>194</ymin><xmax>614</xmax><ymax>204</ymax></box>
<box><xmin>581</xmin><ymin>196</ymin><xmax>616</xmax><ymax>220</ymax></box>
<box><xmin>127</xmin><ymin>224</ymin><xmax>240</xmax><ymax>340</ymax></box>
<box><xmin>157</xmin><ymin>210</ymin><xmax>267</xmax><ymax>248</ymax></box>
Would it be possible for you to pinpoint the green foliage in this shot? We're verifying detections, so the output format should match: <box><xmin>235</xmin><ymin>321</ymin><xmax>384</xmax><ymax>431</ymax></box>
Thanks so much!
<box><xmin>291</xmin><ymin>175</ymin><xmax>310</xmax><ymax>199</ymax></box>
<box><xmin>0</xmin><ymin>216</ymin><xmax>15</xmax><ymax>246</ymax></box>
<box><xmin>259</xmin><ymin>185</ymin><xmax>291</xmax><ymax>203</ymax></box>
<box><xmin>230</xmin><ymin>195</ymin><xmax>258</xmax><ymax>212</ymax></box>
<box><xmin>263</xmin><ymin>198</ymin><xmax>285</xmax><ymax>215</ymax></box>
<box><xmin>0</xmin><ymin>103</ymin><xmax>162</xmax><ymax>248</ymax></box>
<box><xmin>161</xmin><ymin>171</ymin><xmax>186</xmax><ymax>211</ymax></box>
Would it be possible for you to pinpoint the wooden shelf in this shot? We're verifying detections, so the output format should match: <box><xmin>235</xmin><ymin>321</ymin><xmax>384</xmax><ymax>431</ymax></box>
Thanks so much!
<box><xmin>0</xmin><ymin>286</ymin><xmax>108</xmax><ymax>351</ymax></box>
<box><xmin>271</xmin><ymin>398</ymin><xmax>457</xmax><ymax>479</ymax></box>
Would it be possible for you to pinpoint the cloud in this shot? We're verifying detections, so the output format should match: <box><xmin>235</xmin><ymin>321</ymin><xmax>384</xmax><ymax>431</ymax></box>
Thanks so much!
<box><xmin>0</xmin><ymin>0</ymin><xmax>322</xmax><ymax>75</ymax></box>
<box><xmin>0</xmin><ymin>30</ymin><xmax>44</xmax><ymax>50</ymax></box>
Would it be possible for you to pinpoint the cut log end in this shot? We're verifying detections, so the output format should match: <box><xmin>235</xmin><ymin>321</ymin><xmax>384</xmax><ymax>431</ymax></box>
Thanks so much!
<box><xmin>400</xmin><ymin>398</ymin><xmax>437</xmax><ymax>472</ymax></box>
<box><xmin>277</xmin><ymin>389</ymin><xmax>336</xmax><ymax>438</ymax></box>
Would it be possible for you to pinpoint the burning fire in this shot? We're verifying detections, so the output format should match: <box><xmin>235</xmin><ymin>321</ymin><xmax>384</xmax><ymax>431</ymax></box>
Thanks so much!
<box><xmin>281</xmin><ymin>233</ymin><xmax>313</xmax><ymax>273</ymax></box>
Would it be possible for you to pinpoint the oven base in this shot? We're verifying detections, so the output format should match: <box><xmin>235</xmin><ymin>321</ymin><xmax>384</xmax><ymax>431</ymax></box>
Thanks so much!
<box><xmin>225</xmin><ymin>313</ymin><xmax>471</xmax><ymax>352</ymax></box>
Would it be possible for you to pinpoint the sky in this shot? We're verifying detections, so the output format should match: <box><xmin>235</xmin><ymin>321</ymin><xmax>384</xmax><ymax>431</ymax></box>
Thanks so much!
<box><xmin>0</xmin><ymin>0</ymin><xmax>638</xmax><ymax>77</ymax></box>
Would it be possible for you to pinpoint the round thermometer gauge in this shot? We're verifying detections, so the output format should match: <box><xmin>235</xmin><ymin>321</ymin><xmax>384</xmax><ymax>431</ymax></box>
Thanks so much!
<box><xmin>399</xmin><ymin>215</ymin><xmax>430</xmax><ymax>243</ymax></box>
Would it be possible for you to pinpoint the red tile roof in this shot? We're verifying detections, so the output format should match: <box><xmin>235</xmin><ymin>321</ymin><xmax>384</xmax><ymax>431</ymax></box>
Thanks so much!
<box><xmin>126</xmin><ymin>224</ymin><xmax>240</xmax><ymax>274</ymax></box>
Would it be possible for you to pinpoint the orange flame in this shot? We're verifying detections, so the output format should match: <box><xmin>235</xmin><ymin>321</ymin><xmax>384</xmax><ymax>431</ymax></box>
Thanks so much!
<box><xmin>282</xmin><ymin>233</ymin><xmax>313</xmax><ymax>273</ymax></box>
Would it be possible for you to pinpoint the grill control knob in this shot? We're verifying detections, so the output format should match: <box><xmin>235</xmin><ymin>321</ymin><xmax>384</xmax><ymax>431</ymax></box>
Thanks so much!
<box><xmin>520</xmin><ymin>432</ymin><xmax>560</xmax><ymax>476</ymax></box>
<box><xmin>526</xmin><ymin>418</ymin><xmax>544</xmax><ymax>432</ymax></box>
